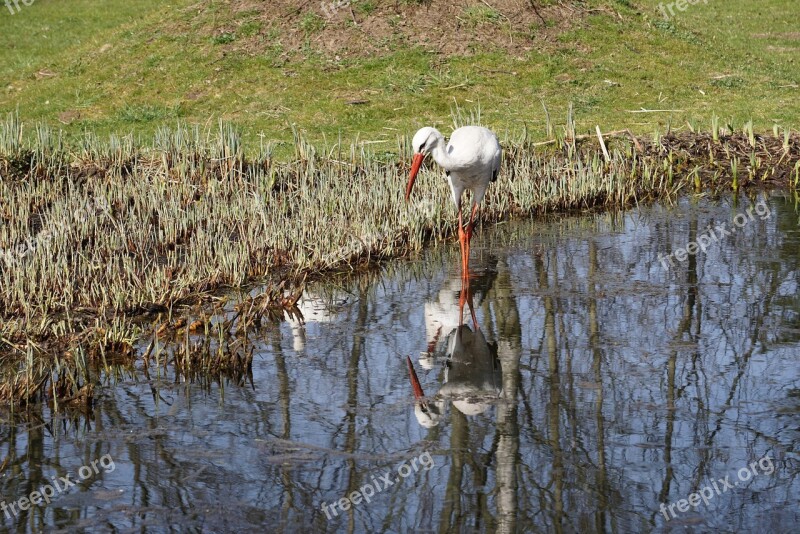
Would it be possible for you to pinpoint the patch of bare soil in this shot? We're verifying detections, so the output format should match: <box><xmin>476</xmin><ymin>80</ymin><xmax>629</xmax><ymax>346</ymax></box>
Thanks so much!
<box><xmin>211</xmin><ymin>1</ymin><xmax>600</xmax><ymax>59</ymax></box>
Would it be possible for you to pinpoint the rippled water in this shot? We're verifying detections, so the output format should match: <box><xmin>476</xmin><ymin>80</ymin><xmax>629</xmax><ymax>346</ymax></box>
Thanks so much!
<box><xmin>2</xmin><ymin>193</ymin><xmax>799</xmax><ymax>533</ymax></box>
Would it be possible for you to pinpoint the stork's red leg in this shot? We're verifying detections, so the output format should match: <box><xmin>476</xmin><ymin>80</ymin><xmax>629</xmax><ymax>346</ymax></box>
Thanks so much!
<box><xmin>462</xmin><ymin>203</ymin><xmax>479</xmax><ymax>277</ymax></box>
<box><xmin>465</xmin><ymin>203</ymin><xmax>479</xmax><ymax>246</ymax></box>
<box><xmin>457</xmin><ymin>207</ymin><xmax>468</xmax><ymax>277</ymax></box>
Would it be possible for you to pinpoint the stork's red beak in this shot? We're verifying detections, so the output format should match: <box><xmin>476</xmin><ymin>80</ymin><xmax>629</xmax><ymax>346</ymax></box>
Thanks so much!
<box><xmin>405</xmin><ymin>153</ymin><xmax>425</xmax><ymax>202</ymax></box>
<box><xmin>407</xmin><ymin>355</ymin><xmax>425</xmax><ymax>400</ymax></box>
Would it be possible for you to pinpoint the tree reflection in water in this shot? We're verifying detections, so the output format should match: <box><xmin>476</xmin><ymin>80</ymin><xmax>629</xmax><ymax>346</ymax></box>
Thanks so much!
<box><xmin>2</xmin><ymin>194</ymin><xmax>799</xmax><ymax>532</ymax></box>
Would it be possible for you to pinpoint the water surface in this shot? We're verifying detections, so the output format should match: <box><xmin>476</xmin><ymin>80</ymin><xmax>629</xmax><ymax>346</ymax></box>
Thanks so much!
<box><xmin>2</xmin><ymin>193</ymin><xmax>799</xmax><ymax>533</ymax></box>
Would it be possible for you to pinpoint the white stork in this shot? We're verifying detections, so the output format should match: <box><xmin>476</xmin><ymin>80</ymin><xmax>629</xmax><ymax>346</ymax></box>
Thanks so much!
<box><xmin>405</xmin><ymin>126</ymin><xmax>502</xmax><ymax>275</ymax></box>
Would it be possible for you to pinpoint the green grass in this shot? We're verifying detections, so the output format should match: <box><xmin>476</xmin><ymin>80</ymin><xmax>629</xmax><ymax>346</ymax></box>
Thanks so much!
<box><xmin>2</xmin><ymin>0</ymin><xmax>798</xmax><ymax>405</ymax></box>
<box><xmin>2</xmin><ymin>110</ymin><xmax>798</xmax><ymax>404</ymax></box>
<box><xmin>299</xmin><ymin>13</ymin><xmax>326</xmax><ymax>34</ymax></box>
<box><xmin>0</xmin><ymin>1</ymin><xmax>798</xmax><ymax>153</ymax></box>
<box><xmin>461</xmin><ymin>5</ymin><xmax>502</xmax><ymax>26</ymax></box>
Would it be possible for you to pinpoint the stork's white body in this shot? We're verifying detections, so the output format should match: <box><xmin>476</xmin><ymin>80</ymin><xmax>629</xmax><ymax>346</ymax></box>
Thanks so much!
<box><xmin>412</xmin><ymin>126</ymin><xmax>502</xmax><ymax>211</ymax></box>
<box><xmin>406</xmin><ymin>124</ymin><xmax>502</xmax><ymax>277</ymax></box>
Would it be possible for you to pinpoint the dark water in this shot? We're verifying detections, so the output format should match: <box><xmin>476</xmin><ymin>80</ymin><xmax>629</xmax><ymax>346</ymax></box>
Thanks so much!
<box><xmin>2</xmin><ymin>193</ymin><xmax>799</xmax><ymax>533</ymax></box>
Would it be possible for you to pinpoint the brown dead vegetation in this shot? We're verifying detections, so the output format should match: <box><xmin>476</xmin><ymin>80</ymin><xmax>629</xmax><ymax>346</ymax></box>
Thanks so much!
<box><xmin>196</xmin><ymin>0</ymin><xmax>602</xmax><ymax>58</ymax></box>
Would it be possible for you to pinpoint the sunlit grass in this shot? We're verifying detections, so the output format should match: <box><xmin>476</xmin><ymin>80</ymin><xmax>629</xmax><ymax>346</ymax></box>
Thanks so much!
<box><xmin>1</xmin><ymin>0</ymin><xmax>799</xmax><ymax>404</ymax></box>
<box><xmin>0</xmin><ymin>1</ymin><xmax>798</xmax><ymax>150</ymax></box>
<box><xmin>1</xmin><ymin>107</ymin><xmax>798</xmax><ymax>407</ymax></box>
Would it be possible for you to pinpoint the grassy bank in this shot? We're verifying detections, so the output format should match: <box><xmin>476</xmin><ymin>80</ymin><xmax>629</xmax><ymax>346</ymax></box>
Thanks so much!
<box><xmin>1</xmin><ymin>1</ymin><xmax>799</xmax><ymax>149</ymax></box>
<box><xmin>1</xmin><ymin>0</ymin><xmax>799</xmax><ymax>405</ymax></box>
<box><xmin>1</xmin><ymin>108</ymin><xmax>799</xmax><ymax>405</ymax></box>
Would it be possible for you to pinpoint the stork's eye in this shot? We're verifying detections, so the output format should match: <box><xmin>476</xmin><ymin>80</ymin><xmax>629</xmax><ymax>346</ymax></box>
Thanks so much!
<box><xmin>419</xmin><ymin>142</ymin><xmax>427</xmax><ymax>151</ymax></box>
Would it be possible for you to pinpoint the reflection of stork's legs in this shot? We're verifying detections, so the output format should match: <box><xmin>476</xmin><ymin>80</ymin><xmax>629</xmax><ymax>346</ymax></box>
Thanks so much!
<box><xmin>458</xmin><ymin>274</ymin><xmax>479</xmax><ymax>330</ymax></box>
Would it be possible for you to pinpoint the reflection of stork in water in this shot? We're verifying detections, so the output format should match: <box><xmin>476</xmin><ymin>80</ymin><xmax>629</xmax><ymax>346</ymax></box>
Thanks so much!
<box><xmin>421</xmin><ymin>258</ymin><xmax>498</xmax><ymax>368</ymax></box>
<box><xmin>285</xmin><ymin>293</ymin><xmax>338</xmax><ymax>352</ymax></box>
<box><xmin>408</xmin><ymin>321</ymin><xmax>501</xmax><ymax>427</ymax></box>
<box><xmin>421</xmin><ymin>276</ymin><xmax>463</xmax><ymax>370</ymax></box>
<box><xmin>409</xmin><ymin>262</ymin><xmax>501</xmax><ymax>427</ymax></box>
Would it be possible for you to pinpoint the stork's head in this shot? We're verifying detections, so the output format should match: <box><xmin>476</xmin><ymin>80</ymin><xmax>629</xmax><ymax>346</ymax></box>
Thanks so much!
<box><xmin>407</xmin><ymin>355</ymin><xmax>443</xmax><ymax>428</ymax></box>
<box><xmin>415</xmin><ymin>400</ymin><xmax>444</xmax><ymax>428</ymax></box>
<box><xmin>411</xmin><ymin>127</ymin><xmax>440</xmax><ymax>155</ymax></box>
<box><xmin>406</xmin><ymin>127</ymin><xmax>442</xmax><ymax>202</ymax></box>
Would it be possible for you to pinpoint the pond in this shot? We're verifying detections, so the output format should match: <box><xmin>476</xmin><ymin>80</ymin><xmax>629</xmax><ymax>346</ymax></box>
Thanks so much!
<box><xmin>2</xmin><ymin>192</ymin><xmax>799</xmax><ymax>533</ymax></box>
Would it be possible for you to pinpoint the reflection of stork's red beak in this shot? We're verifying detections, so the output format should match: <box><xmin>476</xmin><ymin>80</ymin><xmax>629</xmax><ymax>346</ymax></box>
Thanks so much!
<box><xmin>407</xmin><ymin>355</ymin><xmax>425</xmax><ymax>400</ymax></box>
<box><xmin>405</xmin><ymin>153</ymin><xmax>425</xmax><ymax>202</ymax></box>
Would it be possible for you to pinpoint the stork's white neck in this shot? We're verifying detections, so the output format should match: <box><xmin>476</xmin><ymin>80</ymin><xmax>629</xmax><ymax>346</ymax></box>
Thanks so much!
<box><xmin>428</xmin><ymin>133</ymin><xmax>456</xmax><ymax>171</ymax></box>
